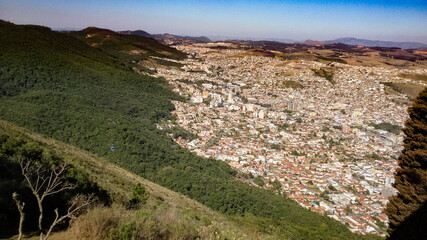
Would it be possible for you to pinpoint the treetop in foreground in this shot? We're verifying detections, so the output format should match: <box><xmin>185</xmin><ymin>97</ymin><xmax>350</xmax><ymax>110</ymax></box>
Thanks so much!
<box><xmin>386</xmin><ymin>87</ymin><xmax>427</xmax><ymax>240</ymax></box>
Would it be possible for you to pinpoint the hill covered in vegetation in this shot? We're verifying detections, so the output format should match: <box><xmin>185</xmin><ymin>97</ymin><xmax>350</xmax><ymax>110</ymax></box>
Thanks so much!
<box><xmin>67</xmin><ymin>27</ymin><xmax>186</xmax><ymax>63</ymax></box>
<box><xmin>0</xmin><ymin>120</ymin><xmax>266</xmax><ymax>239</ymax></box>
<box><xmin>0</xmin><ymin>20</ymin><xmax>380</xmax><ymax>239</ymax></box>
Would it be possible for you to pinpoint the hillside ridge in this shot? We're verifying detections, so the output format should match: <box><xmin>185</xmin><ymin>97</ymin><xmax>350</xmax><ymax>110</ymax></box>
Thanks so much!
<box><xmin>0</xmin><ymin>20</ymin><xmax>381</xmax><ymax>240</ymax></box>
<box><xmin>324</xmin><ymin>37</ymin><xmax>427</xmax><ymax>49</ymax></box>
<box><xmin>0</xmin><ymin>120</ymin><xmax>265</xmax><ymax>239</ymax></box>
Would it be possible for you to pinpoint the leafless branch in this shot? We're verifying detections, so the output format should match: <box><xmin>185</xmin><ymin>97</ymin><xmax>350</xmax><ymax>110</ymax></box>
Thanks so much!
<box><xmin>41</xmin><ymin>163</ymin><xmax>76</xmax><ymax>200</ymax></box>
<box><xmin>18</xmin><ymin>157</ymin><xmax>76</xmax><ymax>237</ymax></box>
<box><xmin>19</xmin><ymin>159</ymin><xmax>76</xmax><ymax>199</ymax></box>
<box><xmin>43</xmin><ymin>194</ymin><xmax>96</xmax><ymax>240</ymax></box>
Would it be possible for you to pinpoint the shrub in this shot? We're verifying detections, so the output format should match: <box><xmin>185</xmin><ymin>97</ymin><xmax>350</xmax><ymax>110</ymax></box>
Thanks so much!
<box><xmin>128</xmin><ymin>183</ymin><xmax>148</xmax><ymax>209</ymax></box>
<box><xmin>69</xmin><ymin>205</ymin><xmax>125</xmax><ymax>239</ymax></box>
<box><xmin>109</xmin><ymin>222</ymin><xmax>137</xmax><ymax>240</ymax></box>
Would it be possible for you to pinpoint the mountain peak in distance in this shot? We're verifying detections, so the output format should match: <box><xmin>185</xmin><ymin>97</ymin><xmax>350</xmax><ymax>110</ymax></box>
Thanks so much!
<box><xmin>119</xmin><ymin>30</ymin><xmax>153</xmax><ymax>38</ymax></box>
<box><xmin>302</xmin><ymin>39</ymin><xmax>324</xmax><ymax>46</ymax></box>
<box><xmin>324</xmin><ymin>37</ymin><xmax>427</xmax><ymax>49</ymax></box>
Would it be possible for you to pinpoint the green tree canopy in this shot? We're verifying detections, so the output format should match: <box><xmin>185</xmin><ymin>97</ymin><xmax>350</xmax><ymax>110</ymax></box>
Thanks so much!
<box><xmin>386</xmin><ymin>87</ymin><xmax>427</xmax><ymax>239</ymax></box>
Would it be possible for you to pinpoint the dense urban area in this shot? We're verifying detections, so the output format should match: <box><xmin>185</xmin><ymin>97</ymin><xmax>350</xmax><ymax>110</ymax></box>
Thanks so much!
<box><xmin>151</xmin><ymin>43</ymin><xmax>427</xmax><ymax>236</ymax></box>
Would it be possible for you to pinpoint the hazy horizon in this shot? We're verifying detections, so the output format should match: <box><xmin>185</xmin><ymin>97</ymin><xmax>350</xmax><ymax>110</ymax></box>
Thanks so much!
<box><xmin>1</xmin><ymin>0</ymin><xmax>426</xmax><ymax>43</ymax></box>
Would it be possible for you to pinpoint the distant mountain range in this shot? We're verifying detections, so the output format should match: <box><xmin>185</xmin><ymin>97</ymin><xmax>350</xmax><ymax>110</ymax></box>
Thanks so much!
<box><xmin>323</xmin><ymin>37</ymin><xmax>427</xmax><ymax>49</ymax></box>
<box><xmin>119</xmin><ymin>30</ymin><xmax>211</xmax><ymax>44</ymax></box>
<box><xmin>153</xmin><ymin>33</ymin><xmax>211</xmax><ymax>43</ymax></box>
<box><xmin>69</xmin><ymin>26</ymin><xmax>427</xmax><ymax>50</ymax></box>
<box><xmin>208</xmin><ymin>36</ymin><xmax>427</xmax><ymax>49</ymax></box>
<box><xmin>119</xmin><ymin>29</ymin><xmax>153</xmax><ymax>38</ymax></box>
<box><xmin>208</xmin><ymin>36</ymin><xmax>426</xmax><ymax>49</ymax></box>
<box><xmin>302</xmin><ymin>39</ymin><xmax>324</xmax><ymax>45</ymax></box>
<box><xmin>207</xmin><ymin>36</ymin><xmax>295</xmax><ymax>43</ymax></box>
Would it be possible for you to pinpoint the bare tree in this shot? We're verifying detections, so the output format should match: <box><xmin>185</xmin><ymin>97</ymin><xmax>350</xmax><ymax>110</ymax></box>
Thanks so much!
<box><xmin>44</xmin><ymin>194</ymin><xmax>95</xmax><ymax>240</ymax></box>
<box><xmin>18</xmin><ymin>158</ymin><xmax>94</xmax><ymax>240</ymax></box>
<box><xmin>12</xmin><ymin>192</ymin><xmax>25</xmax><ymax>240</ymax></box>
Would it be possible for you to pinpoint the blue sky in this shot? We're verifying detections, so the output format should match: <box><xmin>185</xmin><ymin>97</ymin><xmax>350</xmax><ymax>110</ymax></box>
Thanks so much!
<box><xmin>1</xmin><ymin>0</ymin><xmax>426</xmax><ymax>42</ymax></box>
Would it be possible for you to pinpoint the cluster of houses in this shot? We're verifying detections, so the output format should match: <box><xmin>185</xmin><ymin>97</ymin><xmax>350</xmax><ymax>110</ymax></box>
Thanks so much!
<box><xmin>153</xmin><ymin>43</ymin><xmax>427</xmax><ymax>235</ymax></box>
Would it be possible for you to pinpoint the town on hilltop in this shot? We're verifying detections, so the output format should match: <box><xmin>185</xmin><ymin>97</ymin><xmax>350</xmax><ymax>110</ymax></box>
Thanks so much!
<box><xmin>150</xmin><ymin>42</ymin><xmax>427</xmax><ymax>236</ymax></box>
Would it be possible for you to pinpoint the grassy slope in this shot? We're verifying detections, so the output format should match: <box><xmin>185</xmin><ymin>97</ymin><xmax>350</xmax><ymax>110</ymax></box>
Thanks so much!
<box><xmin>0</xmin><ymin>120</ymin><xmax>267</xmax><ymax>239</ymax></box>
<box><xmin>0</xmin><ymin>21</ymin><xmax>380</xmax><ymax>239</ymax></box>
<box><xmin>398</xmin><ymin>73</ymin><xmax>427</xmax><ymax>83</ymax></box>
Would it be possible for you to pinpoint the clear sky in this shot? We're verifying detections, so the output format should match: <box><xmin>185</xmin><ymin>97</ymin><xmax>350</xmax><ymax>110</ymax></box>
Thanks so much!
<box><xmin>1</xmin><ymin>0</ymin><xmax>426</xmax><ymax>42</ymax></box>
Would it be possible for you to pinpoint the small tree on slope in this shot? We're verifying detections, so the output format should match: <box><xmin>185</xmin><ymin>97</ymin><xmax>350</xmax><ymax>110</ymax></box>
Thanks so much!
<box><xmin>18</xmin><ymin>158</ymin><xmax>95</xmax><ymax>240</ymax></box>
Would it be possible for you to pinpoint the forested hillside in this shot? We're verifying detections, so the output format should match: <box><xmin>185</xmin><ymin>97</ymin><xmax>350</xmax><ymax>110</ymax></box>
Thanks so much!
<box><xmin>0</xmin><ymin>20</ymin><xmax>380</xmax><ymax>239</ymax></box>
<box><xmin>0</xmin><ymin>120</ymin><xmax>266</xmax><ymax>239</ymax></box>
<box><xmin>67</xmin><ymin>27</ymin><xmax>186</xmax><ymax>62</ymax></box>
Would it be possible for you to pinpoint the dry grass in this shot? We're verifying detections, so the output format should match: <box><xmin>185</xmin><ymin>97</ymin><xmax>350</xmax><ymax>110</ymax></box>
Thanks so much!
<box><xmin>66</xmin><ymin>203</ymin><xmax>253</xmax><ymax>239</ymax></box>
<box><xmin>339</xmin><ymin>54</ymin><xmax>423</xmax><ymax>68</ymax></box>
<box><xmin>281</xmin><ymin>71</ymin><xmax>295</xmax><ymax>76</ymax></box>
<box><xmin>69</xmin><ymin>205</ymin><xmax>125</xmax><ymax>239</ymax></box>
<box><xmin>230</xmin><ymin>49</ymin><xmax>275</xmax><ymax>59</ymax></box>
<box><xmin>392</xmin><ymin>83</ymin><xmax>425</xmax><ymax>99</ymax></box>
<box><xmin>398</xmin><ymin>73</ymin><xmax>427</xmax><ymax>83</ymax></box>
<box><xmin>382</xmin><ymin>81</ymin><xmax>425</xmax><ymax>99</ymax></box>
<box><xmin>277</xmin><ymin>52</ymin><xmax>317</xmax><ymax>61</ymax></box>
